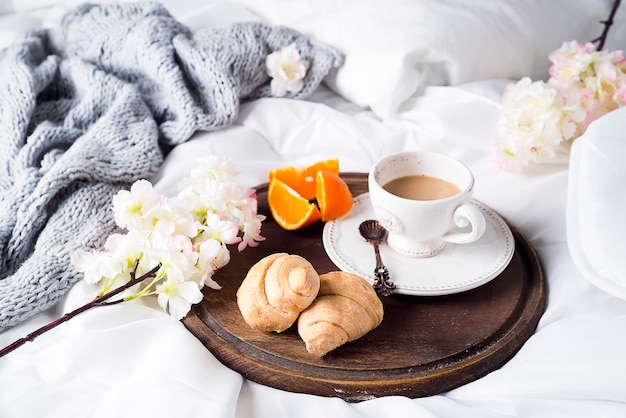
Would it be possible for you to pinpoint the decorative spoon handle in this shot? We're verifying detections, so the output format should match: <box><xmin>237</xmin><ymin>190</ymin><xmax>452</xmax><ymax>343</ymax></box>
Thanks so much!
<box><xmin>358</xmin><ymin>219</ymin><xmax>396</xmax><ymax>296</ymax></box>
<box><xmin>372</xmin><ymin>242</ymin><xmax>396</xmax><ymax>296</ymax></box>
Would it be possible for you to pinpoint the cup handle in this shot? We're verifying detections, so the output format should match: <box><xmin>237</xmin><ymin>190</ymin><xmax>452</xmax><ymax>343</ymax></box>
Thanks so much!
<box><xmin>442</xmin><ymin>203</ymin><xmax>486</xmax><ymax>244</ymax></box>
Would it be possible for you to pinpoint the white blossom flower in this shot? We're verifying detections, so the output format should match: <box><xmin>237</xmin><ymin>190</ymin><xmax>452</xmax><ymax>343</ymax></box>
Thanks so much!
<box><xmin>179</xmin><ymin>178</ymin><xmax>240</xmax><ymax>222</ymax></box>
<box><xmin>266</xmin><ymin>43</ymin><xmax>309</xmax><ymax>97</ymax></box>
<box><xmin>157</xmin><ymin>278</ymin><xmax>203</xmax><ymax>320</ymax></box>
<box><xmin>239</xmin><ymin>214</ymin><xmax>266</xmax><ymax>251</ymax></box>
<box><xmin>103</xmin><ymin>231</ymin><xmax>151</xmax><ymax>277</ymax></box>
<box><xmin>71</xmin><ymin>249</ymin><xmax>122</xmax><ymax>285</ymax></box>
<box><xmin>548</xmin><ymin>40</ymin><xmax>626</xmax><ymax>130</ymax></box>
<box><xmin>112</xmin><ymin>179</ymin><xmax>165</xmax><ymax>233</ymax></box>
<box><xmin>146</xmin><ymin>201</ymin><xmax>199</xmax><ymax>239</ymax></box>
<box><xmin>75</xmin><ymin>154</ymin><xmax>264</xmax><ymax>320</ymax></box>
<box><xmin>203</xmin><ymin>213</ymin><xmax>241</xmax><ymax>245</ymax></box>
<box><xmin>495</xmin><ymin>77</ymin><xmax>585</xmax><ymax>172</ymax></box>
<box><xmin>150</xmin><ymin>234</ymin><xmax>199</xmax><ymax>283</ymax></box>
<box><xmin>195</xmin><ymin>236</ymin><xmax>229</xmax><ymax>289</ymax></box>
<box><xmin>496</xmin><ymin>41</ymin><xmax>626</xmax><ymax>172</ymax></box>
<box><xmin>186</xmin><ymin>155</ymin><xmax>240</xmax><ymax>183</ymax></box>
<box><xmin>548</xmin><ymin>41</ymin><xmax>596</xmax><ymax>83</ymax></box>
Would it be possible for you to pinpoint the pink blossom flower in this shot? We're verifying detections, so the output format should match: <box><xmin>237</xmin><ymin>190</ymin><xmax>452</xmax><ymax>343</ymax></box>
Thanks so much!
<box><xmin>496</xmin><ymin>41</ymin><xmax>626</xmax><ymax>172</ymax></box>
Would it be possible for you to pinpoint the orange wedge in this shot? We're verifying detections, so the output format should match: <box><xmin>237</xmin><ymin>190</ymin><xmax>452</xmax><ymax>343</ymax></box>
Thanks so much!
<box><xmin>316</xmin><ymin>170</ymin><xmax>353</xmax><ymax>221</ymax></box>
<box><xmin>269</xmin><ymin>158</ymin><xmax>339</xmax><ymax>200</ymax></box>
<box><xmin>268</xmin><ymin>178</ymin><xmax>322</xmax><ymax>230</ymax></box>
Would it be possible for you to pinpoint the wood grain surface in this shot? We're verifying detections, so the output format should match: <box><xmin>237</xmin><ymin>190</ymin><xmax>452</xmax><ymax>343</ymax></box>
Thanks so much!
<box><xmin>182</xmin><ymin>173</ymin><xmax>546</xmax><ymax>401</ymax></box>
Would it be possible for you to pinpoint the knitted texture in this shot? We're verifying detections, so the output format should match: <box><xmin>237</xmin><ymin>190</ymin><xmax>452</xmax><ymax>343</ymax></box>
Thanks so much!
<box><xmin>0</xmin><ymin>2</ymin><xmax>343</xmax><ymax>331</ymax></box>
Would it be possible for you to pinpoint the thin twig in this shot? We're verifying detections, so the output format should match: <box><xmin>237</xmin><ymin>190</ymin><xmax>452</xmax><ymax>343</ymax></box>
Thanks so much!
<box><xmin>0</xmin><ymin>262</ymin><xmax>161</xmax><ymax>358</ymax></box>
<box><xmin>592</xmin><ymin>0</ymin><xmax>622</xmax><ymax>50</ymax></box>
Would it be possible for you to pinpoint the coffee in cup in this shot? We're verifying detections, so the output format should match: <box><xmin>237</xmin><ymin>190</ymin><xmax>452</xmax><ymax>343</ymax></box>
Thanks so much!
<box><xmin>368</xmin><ymin>151</ymin><xmax>486</xmax><ymax>258</ymax></box>
<box><xmin>382</xmin><ymin>174</ymin><xmax>461</xmax><ymax>201</ymax></box>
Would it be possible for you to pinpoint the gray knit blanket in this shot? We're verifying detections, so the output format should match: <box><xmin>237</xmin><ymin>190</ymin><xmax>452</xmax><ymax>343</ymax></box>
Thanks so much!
<box><xmin>0</xmin><ymin>2</ymin><xmax>343</xmax><ymax>331</ymax></box>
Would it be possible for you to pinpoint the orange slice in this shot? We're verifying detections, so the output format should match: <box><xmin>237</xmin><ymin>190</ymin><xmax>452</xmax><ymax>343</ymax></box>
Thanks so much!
<box><xmin>268</xmin><ymin>178</ymin><xmax>322</xmax><ymax>230</ymax></box>
<box><xmin>269</xmin><ymin>158</ymin><xmax>339</xmax><ymax>200</ymax></box>
<box><xmin>316</xmin><ymin>171</ymin><xmax>353</xmax><ymax>222</ymax></box>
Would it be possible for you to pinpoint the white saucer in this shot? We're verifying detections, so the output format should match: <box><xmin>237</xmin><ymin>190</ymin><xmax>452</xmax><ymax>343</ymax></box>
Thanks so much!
<box><xmin>322</xmin><ymin>193</ymin><xmax>515</xmax><ymax>296</ymax></box>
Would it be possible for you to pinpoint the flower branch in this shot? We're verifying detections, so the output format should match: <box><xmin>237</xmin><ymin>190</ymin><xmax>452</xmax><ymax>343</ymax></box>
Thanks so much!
<box><xmin>494</xmin><ymin>0</ymin><xmax>624</xmax><ymax>172</ymax></box>
<box><xmin>592</xmin><ymin>0</ymin><xmax>622</xmax><ymax>50</ymax></box>
<box><xmin>0</xmin><ymin>261</ymin><xmax>161</xmax><ymax>358</ymax></box>
<box><xmin>0</xmin><ymin>155</ymin><xmax>265</xmax><ymax>357</ymax></box>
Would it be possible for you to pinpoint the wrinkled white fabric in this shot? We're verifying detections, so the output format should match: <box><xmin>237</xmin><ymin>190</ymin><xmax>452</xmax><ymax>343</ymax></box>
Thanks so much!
<box><xmin>3</xmin><ymin>75</ymin><xmax>626</xmax><ymax>418</ymax></box>
<box><xmin>2</xmin><ymin>2</ymin><xmax>626</xmax><ymax>418</ymax></box>
<box><xmin>0</xmin><ymin>1</ymin><xmax>342</xmax><ymax>331</ymax></box>
<box><xmin>226</xmin><ymin>0</ymin><xmax>626</xmax><ymax>119</ymax></box>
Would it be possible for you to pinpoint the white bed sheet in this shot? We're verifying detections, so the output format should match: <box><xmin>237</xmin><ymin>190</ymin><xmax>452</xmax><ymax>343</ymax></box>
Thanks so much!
<box><xmin>1</xmin><ymin>1</ymin><xmax>626</xmax><ymax>417</ymax></box>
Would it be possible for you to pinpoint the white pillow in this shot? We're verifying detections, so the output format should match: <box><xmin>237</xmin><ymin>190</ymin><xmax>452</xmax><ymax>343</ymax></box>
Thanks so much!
<box><xmin>227</xmin><ymin>0</ymin><xmax>626</xmax><ymax>119</ymax></box>
<box><xmin>567</xmin><ymin>107</ymin><xmax>626</xmax><ymax>300</ymax></box>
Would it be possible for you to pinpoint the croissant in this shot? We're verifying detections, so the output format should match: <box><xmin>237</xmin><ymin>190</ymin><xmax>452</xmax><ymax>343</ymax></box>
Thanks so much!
<box><xmin>297</xmin><ymin>271</ymin><xmax>384</xmax><ymax>357</ymax></box>
<box><xmin>236</xmin><ymin>253</ymin><xmax>320</xmax><ymax>332</ymax></box>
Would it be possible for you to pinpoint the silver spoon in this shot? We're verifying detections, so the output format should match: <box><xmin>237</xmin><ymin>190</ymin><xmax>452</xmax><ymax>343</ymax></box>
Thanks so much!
<box><xmin>358</xmin><ymin>219</ymin><xmax>396</xmax><ymax>296</ymax></box>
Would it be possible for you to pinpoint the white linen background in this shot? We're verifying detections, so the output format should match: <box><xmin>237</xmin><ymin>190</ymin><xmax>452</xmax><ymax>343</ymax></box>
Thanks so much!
<box><xmin>1</xmin><ymin>1</ymin><xmax>626</xmax><ymax>417</ymax></box>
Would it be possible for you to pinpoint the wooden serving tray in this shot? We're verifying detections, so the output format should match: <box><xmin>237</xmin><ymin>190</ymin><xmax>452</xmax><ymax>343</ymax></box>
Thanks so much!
<box><xmin>182</xmin><ymin>173</ymin><xmax>546</xmax><ymax>401</ymax></box>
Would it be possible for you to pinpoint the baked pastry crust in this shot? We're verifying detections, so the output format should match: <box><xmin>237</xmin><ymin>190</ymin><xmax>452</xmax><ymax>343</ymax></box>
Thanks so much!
<box><xmin>236</xmin><ymin>253</ymin><xmax>320</xmax><ymax>332</ymax></box>
<box><xmin>297</xmin><ymin>271</ymin><xmax>384</xmax><ymax>356</ymax></box>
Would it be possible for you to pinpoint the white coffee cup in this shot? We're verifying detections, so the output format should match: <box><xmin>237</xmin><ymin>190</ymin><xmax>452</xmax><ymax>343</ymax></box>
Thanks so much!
<box><xmin>368</xmin><ymin>151</ymin><xmax>486</xmax><ymax>258</ymax></box>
